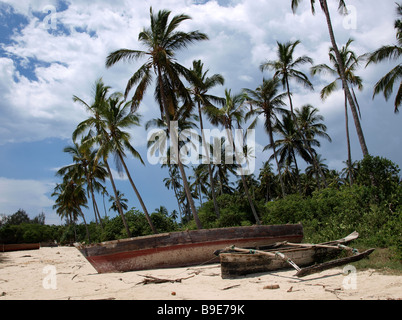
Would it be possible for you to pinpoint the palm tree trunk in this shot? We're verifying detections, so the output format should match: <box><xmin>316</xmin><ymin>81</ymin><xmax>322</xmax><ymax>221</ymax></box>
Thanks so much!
<box><xmin>157</xmin><ymin>66</ymin><xmax>203</xmax><ymax>229</ymax></box>
<box><xmin>292</xmin><ymin>149</ymin><xmax>303</xmax><ymax>195</ymax></box>
<box><xmin>344</xmin><ymin>92</ymin><xmax>353</xmax><ymax>186</ymax></box>
<box><xmin>268</xmin><ymin>123</ymin><xmax>287</xmax><ymax>197</ymax></box>
<box><xmin>79</xmin><ymin>208</ymin><xmax>91</xmax><ymax>243</ymax></box>
<box><xmin>320</xmin><ymin>0</ymin><xmax>369</xmax><ymax>157</ymax></box>
<box><xmin>90</xmin><ymin>184</ymin><xmax>103</xmax><ymax>228</ymax></box>
<box><xmin>104</xmin><ymin>159</ymin><xmax>131</xmax><ymax>237</ymax></box>
<box><xmin>84</xmin><ymin>167</ymin><xmax>103</xmax><ymax>227</ymax></box>
<box><xmin>118</xmin><ymin>152</ymin><xmax>158</xmax><ymax>234</ymax></box>
<box><xmin>198</xmin><ymin>102</ymin><xmax>220</xmax><ymax>218</ymax></box>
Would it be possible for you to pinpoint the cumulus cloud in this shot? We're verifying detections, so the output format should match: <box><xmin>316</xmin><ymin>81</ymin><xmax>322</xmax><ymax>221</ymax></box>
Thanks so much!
<box><xmin>0</xmin><ymin>0</ymin><xmax>400</xmax><ymax>167</ymax></box>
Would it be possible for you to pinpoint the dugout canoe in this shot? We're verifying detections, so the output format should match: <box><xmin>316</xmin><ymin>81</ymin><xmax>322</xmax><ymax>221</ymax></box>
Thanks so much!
<box><xmin>218</xmin><ymin>231</ymin><xmax>364</xmax><ymax>278</ymax></box>
<box><xmin>1</xmin><ymin>243</ymin><xmax>40</xmax><ymax>252</ymax></box>
<box><xmin>75</xmin><ymin>224</ymin><xmax>303</xmax><ymax>273</ymax></box>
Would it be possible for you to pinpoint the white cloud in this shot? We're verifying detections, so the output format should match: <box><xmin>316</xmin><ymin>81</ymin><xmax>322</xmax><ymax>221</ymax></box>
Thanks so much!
<box><xmin>0</xmin><ymin>0</ymin><xmax>400</xmax><ymax>170</ymax></box>
<box><xmin>0</xmin><ymin>177</ymin><xmax>54</xmax><ymax>216</ymax></box>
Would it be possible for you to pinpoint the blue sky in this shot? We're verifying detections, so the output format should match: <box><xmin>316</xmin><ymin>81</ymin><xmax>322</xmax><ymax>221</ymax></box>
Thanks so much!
<box><xmin>0</xmin><ymin>0</ymin><xmax>401</xmax><ymax>225</ymax></box>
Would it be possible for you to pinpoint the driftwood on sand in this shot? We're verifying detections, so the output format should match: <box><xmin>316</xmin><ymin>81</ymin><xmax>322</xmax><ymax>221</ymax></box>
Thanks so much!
<box><xmin>136</xmin><ymin>274</ymin><xmax>195</xmax><ymax>285</ymax></box>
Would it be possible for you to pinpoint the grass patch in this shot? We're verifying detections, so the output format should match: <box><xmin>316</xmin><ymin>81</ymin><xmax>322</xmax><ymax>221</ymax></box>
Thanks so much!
<box><xmin>351</xmin><ymin>247</ymin><xmax>402</xmax><ymax>275</ymax></box>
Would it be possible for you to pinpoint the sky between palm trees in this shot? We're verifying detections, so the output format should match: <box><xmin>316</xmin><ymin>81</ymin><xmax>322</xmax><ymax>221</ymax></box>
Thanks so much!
<box><xmin>0</xmin><ymin>0</ymin><xmax>400</xmax><ymax>224</ymax></box>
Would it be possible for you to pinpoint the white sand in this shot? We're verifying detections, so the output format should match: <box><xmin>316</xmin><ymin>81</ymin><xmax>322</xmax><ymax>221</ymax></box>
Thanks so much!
<box><xmin>0</xmin><ymin>247</ymin><xmax>400</xmax><ymax>300</ymax></box>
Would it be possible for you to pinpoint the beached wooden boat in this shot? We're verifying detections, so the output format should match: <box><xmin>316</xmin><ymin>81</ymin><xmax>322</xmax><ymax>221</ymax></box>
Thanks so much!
<box><xmin>218</xmin><ymin>232</ymin><xmax>374</xmax><ymax>278</ymax></box>
<box><xmin>1</xmin><ymin>243</ymin><xmax>40</xmax><ymax>252</ymax></box>
<box><xmin>75</xmin><ymin>224</ymin><xmax>303</xmax><ymax>273</ymax></box>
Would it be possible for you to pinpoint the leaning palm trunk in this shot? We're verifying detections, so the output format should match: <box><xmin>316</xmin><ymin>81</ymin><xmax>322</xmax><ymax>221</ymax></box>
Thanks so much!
<box><xmin>157</xmin><ymin>67</ymin><xmax>203</xmax><ymax>229</ymax></box>
<box><xmin>87</xmin><ymin>175</ymin><xmax>103</xmax><ymax>228</ymax></box>
<box><xmin>117</xmin><ymin>152</ymin><xmax>158</xmax><ymax>234</ymax></box>
<box><xmin>344</xmin><ymin>92</ymin><xmax>353</xmax><ymax>185</ymax></box>
<box><xmin>320</xmin><ymin>0</ymin><xmax>369</xmax><ymax>157</ymax></box>
<box><xmin>104</xmin><ymin>159</ymin><xmax>131</xmax><ymax>237</ymax></box>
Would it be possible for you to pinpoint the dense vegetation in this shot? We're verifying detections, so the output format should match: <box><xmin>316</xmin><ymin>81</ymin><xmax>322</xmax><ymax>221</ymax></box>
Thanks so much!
<box><xmin>1</xmin><ymin>3</ymin><xmax>401</xmax><ymax>268</ymax></box>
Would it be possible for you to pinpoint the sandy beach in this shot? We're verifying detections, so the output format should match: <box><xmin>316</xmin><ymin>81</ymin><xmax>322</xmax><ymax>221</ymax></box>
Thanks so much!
<box><xmin>0</xmin><ymin>246</ymin><xmax>401</xmax><ymax>300</ymax></box>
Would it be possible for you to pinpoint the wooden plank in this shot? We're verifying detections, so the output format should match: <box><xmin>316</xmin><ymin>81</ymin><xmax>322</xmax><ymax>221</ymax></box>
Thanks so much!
<box><xmin>295</xmin><ymin>249</ymin><xmax>375</xmax><ymax>277</ymax></box>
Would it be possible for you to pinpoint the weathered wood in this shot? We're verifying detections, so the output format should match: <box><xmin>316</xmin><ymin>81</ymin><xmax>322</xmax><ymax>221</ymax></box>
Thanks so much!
<box><xmin>1</xmin><ymin>243</ymin><xmax>40</xmax><ymax>252</ymax></box>
<box><xmin>219</xmin><ymin>232</ymin><xmax>359</xmax><ymax>279</ymax></box>
<box><xmin>224</xmin><ymin>246</ymin><xmax>301</xmax><ymax>272</ymax></box>
<box><xmin>75</xmin><ymin>224</ymin><xmax>304</xmax><ymax>273</ymax></box>
<box><xmin>137</xmin><ymin>274</ymin><xmax>195</xmax><ymax>285</ymax></box>
<box><xmin>295</xmin><ymin>248</ymin><xmax>375</xmax><ymax>277</ymax></box>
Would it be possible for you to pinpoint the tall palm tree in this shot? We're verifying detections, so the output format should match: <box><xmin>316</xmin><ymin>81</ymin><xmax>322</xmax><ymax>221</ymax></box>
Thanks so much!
<box><xmin>100</xmin><ymin>94</ymin><xmax>158</xmax><ymax>234</ymax></box>
<box><xmin>311</xmin><ymin>38</ymin><xmax>362</xmax><ymax>185</ymax></box>
<box><xmin>106</xmin><ymin>7</ymin><xmax>207</xmax><ymax>229</ymax></box>
<box><xmin>207</xmin><ymin>89</ymin><xmax>261</xmax><ymax>225</ymax></box>
<box><xmin>187</xmin><ymin>59</ymin><xmax>225</xmax><ymax>218</ymax></box>
<box><xmin>57</xmin><ymin>139</ymin><xmax>107</xmax><ymax>227</ymax></box>
<box><xmin>210</xmin><ymin>136</ymin><xmax>237</xmax><ymax>196</ymax></box>
<box><xmin>366</xmin><ymin>3</ymin><xmax>402</xmax><ymax>113</ymax></box>
<box><xmin>52</xmin><ymin>177</ymin><xmax>90</xmax><ymax>243</ymax></box>
<box><xmin>258</xmin><ymin>161</ymin><xmax>277</xmax><ymax>202</ymax></box>
<box><xmin>244</xmin><ymin>77</ymin><xmax>288</xmax><ymax>197</ymax></box>
<box><xmin>163</xmin><ymin>165</ymin><xmax>185</xmax><ymax>218</ymax></box>
<box><xmin>72</xmin><ymin>79</ymin><xmax>131</xmax><ymax>237</ymax></box>
<box><xmin>270</xmin><ymin>111</ymin><xmax>310</xmax><ymax>194</ymax></box>
<box><xmin>261</xmin><ymin>40</ymin><xmax>314</xmax><ymax>115</ymax></box>
<box><xmin>260</xmin><ymin>40</ymin><xmax>327</xmax><ymax>187</ymax></box>
<box><xmin>296</xmin><ymin>104</ymin><xmax>332</xmax><ymax>149</ymax></box>
<box><xmin>291</xmin><ymin>0</ymin><xmax>369</xmax><ymax>156</ymax></box>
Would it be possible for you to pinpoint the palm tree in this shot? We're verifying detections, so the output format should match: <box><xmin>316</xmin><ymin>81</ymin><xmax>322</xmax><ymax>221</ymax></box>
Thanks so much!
<box><xmin>147</xmin><ymin>104</ymin><xmax>199</xmax><ymax>223</ymax></box>
<box><xmin>260</xmin><ymin>40</ymin><xmax>327</xmax><ymax>187</ymax></box>
<box><xmin>72</xmin><ymin>79</ymin><xmax>131</xmax><ymax>237</ymax></box>
<box><xmin>210</xmin><ymin>136</ymin><xmax>237</xmax><ymax>196</ymax></box>
<box><xmin>311</xmin><ymin>38</ymin><xmax>362</xmax><ymax>185</ymax></box>
<box><xmin>100</xmin><ymin>94</ymin><xmax>158</xmax><ymax>234</ymax></box>
<box><xmin>109</xmin><ymin>190</ymin><xmax>129</xmax><ymax>213</ymax></box>
<box><xmin>270</xmin><ymin>112</ymin><xmax>309</xmax><ymax>193</ymax></box>
<box><xmin>244</xmin><ymin>77</ymin><xmax>288</xmax><ymax>197</ymax></box>
<box><xmin>291</xmin><ymin>0</ymin><xmax>369</xmax><ymax>156</ymax></box>
<box><xmin>207</xmin><ymin>89</ymin><xmax>261</xmax><ymax>225</ymax></box>
<box><xmin>106</xmin><ymin>7</ymin><xmax>207</xmax><ymax>229</ymax></box>
<box><xmin>187</xmin><ymin>59</ymin><xmax>225</xmax><ymax>218</ymax></box>
<box><xmin>163</xmin><ymin>165</ymin><xmax>184</xmax><ymax>218</ymax></box>
<box><xmin>366</xmin><ymin>3</ymin><xmax>402</xmax><ymax>113</ymax></box>
<box><xmin>52</xmin><ymin>177</ymin><xmax>90</xmax><ymax>243</ymax></box>
<box><xmin>258</xmin><ymin>160</ymin><xmax>277</xmax><ymax>202</ymax></box>
<box><xmin>296</xmin><ymin>104</ymin><xmax>332</xmax><ymax>149</ymax></box>
<box><xmin>57</xmin><ymin>139</ymin><xmax>107</xmax><ymax>227</ymax></box>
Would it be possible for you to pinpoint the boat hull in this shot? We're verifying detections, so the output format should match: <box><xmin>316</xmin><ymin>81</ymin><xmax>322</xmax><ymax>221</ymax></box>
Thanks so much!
<box><xmin>1</xmin><ymin>243</ymin><xmax>40</xmax><ymax>252</ymax></box>
<box><xmin>219</xmin><ymin>232</ymin><xmax>358</xmax><ymax>278</ymax></box>
<box><xmin>75</xmin><ymin>224</ymin><xmax>303</xmax><ymax>273</ymax></box>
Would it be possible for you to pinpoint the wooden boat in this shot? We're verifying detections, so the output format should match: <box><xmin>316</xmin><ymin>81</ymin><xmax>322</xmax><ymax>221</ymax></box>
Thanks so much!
<box><xmin>75</xmin><ymin>224</ymin><xmax>303</xmax><ymax>273</ymax></box>
<box><xmin>218</xmin><ymin>231</ymin><xmax>374</xmax><ymax>278</ymax></box>
<box><xmin>1</xmin><ymin>243</ymin><xmax>40</xmax><ymax>252</ymax></box>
